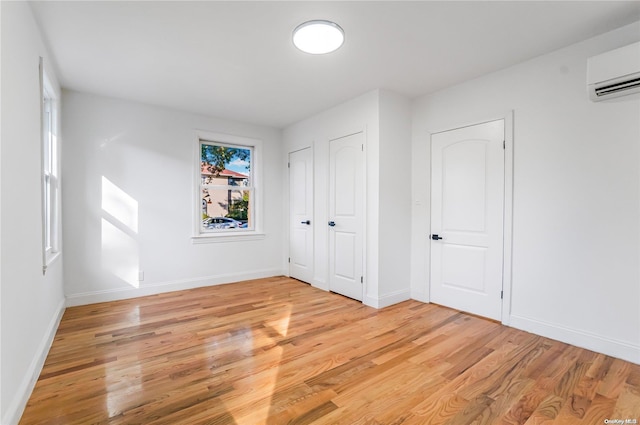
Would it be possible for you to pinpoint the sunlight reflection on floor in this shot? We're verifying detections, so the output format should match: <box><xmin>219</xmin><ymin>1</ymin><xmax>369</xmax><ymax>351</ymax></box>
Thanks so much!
<box><xmin>224</xmin><ymin>304</ymin><xmax>292</xmax><ymax>424</ymax></box>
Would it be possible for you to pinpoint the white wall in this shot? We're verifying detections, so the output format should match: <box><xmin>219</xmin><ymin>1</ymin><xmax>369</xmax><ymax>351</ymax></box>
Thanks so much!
<box><xmin>283</xmin><ymin>89</ymin><xmax>412</xmax><ymax>307</ymax></box>
<box><xmin>1</xmin><ymin>3</ymin><xmax>66</xmax><ymax>424</ymax></box>
<box><xmin>412</xmin><ymin>21</ymin><xmax>640</xmax><ymax>363</ymax></box>
<box><xmin>62</xmin><ymin>91</ymin><xmax>284</xmax><ymax>305</ymax></box>
<box><xmin>378</xmin><ymin>91</ymin><xmax>412</xmax><ymax>304</ymax></box>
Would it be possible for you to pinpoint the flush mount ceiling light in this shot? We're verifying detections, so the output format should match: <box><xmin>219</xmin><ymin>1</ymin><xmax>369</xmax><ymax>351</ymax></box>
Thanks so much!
<box><xmin>293</xmin><ymin>20</ymin><xmax>344</xmax><ymax>54</ymax></box>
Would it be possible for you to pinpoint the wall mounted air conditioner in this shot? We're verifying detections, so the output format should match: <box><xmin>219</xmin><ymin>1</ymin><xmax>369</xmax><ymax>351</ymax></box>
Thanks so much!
<box><xmin>587</xmin><ymin>41</ymin><xmax>640</xmax><ymax>102</ymax></box>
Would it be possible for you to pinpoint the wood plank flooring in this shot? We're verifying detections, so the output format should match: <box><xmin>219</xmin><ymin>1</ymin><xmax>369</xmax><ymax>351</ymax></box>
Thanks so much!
<box><xmin>20</xmin><ymin>276</ymin><xmax>640</xmax><ymax>424</ymax></box>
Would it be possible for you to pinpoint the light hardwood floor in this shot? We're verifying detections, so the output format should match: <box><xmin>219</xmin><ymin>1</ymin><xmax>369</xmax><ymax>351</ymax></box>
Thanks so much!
<box><xmin>20</xmin><ymin>276</ymin><xmax>640</xmax><ymax>424</ymax></box>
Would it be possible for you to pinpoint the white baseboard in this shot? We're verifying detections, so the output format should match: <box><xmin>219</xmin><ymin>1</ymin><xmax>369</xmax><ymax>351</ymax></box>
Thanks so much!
<box><xmin>379</xmin><ymin>289</ymin><xmax>411</xmax><ymax>308</ymax></box>
<box><xmin>3</xmin><ymin>297</ymin><xmax>66</xmax><ymax>425</ymax></box>
<box><xmin>364</xmin><ymin>289</ymin><xmax>411</xmax><ymax>309</ymax></box>
<box><xmin>410</xmin><ymin>290</ymin><xmax>429</xmax><ymax>303</ymax></box>
<box><xmin>509</xmin><ymin>314</ymin><xmax>640</xmax><ymax>365</ymax></box>
<box><xmin>362</xmin><ymin>294</ymin><xmax>377</xmax><ymax>308</ymax></box>
<box><xmin>65</xmin><ymin>268</ymin><xmax>284</xmax><ymax>307</ymax></box>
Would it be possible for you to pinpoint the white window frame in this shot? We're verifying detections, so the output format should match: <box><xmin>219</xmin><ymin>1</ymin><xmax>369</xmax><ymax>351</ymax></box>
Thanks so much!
<box><xmin>193</xmin><ymin>130</ymin><xmax>264</xmax><ymax>243</ymax></box>
<box><xmin>40</xmin><ymin>61</ymin><xmax>61</xmax><ymax>272</ymax></box>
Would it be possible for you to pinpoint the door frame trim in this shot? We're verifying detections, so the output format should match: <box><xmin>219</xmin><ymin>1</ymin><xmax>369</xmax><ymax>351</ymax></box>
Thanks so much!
<box><xmin>427</xmin><ymin>111</ymin><xmax>514</xmax><ymax>325</ymax></box>
<box><xmin>502</xmin><ymin>111</ymin><xmax>514</xmax><ymax>326</ymax></box>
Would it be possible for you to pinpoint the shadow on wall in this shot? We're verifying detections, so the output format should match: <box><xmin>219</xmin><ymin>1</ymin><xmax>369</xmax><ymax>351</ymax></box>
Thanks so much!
<box><xmin>101</xmin><ymin>176</ymin><xmax>139</xmax><ymax>288</ymax></box>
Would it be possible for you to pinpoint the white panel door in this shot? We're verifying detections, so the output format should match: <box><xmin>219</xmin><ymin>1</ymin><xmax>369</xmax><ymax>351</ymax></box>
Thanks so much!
<box><xmin>289</xmin><ymin>147</ymin><xmax>313</xmax><ymax>283</ymax></box>
<box><xmin>329</xmin><ymin>132</ymin><xmax>364</xmax><ymax>301</ymax></box>
<box><xmin>430</xmin><ymin>120</ymin><xmax>505</xmax><ymax>320</ymax></box>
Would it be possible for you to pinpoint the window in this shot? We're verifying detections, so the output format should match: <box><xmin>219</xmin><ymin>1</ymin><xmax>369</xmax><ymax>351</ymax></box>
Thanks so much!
<box><xmin>41</xmin><ymin>61</ymin><xmax>60</xmax><ymax>272</ymax></box>
<box><xmin>195</xmin><ymin>132</ymin><xmax>262</xmax><ymax>241</ymax></box>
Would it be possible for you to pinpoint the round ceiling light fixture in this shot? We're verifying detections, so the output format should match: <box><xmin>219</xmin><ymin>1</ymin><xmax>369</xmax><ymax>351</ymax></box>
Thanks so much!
<box><xmin>293</xmin><ymin>20</ymin><xmax>344</xmax><ymax>54</ymax></box>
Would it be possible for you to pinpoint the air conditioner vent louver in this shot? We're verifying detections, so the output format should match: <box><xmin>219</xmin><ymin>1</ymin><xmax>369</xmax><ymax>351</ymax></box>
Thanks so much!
<box><xmin>587</xmin><ymin>41</ymin><xmax>640</xmax><ymax>102</ymax></box>
<box><xmin>595</xmin><ymin>77</ymin><xmax>640</xmax><ymax>97</ymax></box>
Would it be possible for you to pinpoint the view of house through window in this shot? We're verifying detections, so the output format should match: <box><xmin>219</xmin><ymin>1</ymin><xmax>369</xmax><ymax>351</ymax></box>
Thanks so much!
<box><xmin>200</xmin><ymin>141</ymin><xmax>253</xmax><ymax>232</ymax></box>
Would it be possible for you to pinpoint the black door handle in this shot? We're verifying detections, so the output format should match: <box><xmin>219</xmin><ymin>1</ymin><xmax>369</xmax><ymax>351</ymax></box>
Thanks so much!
<box><xmin>301</xmin><ymin>220</ymin><xmax>311</xmax><ymax>225</ymax></box>
<box><xmin>328</xmin><ymin>221</ymin><xmax>336</xmax><ymax>227</ymax></box>
<box><xmin>431</xmin><ymin>234</ymin><xmax>443</xmax><ymax>240</ymax></box>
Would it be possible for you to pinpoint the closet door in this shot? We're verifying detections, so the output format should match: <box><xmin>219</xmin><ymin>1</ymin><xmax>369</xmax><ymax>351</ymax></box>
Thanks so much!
<box><xmin>289</xmin><ymin>147</ymin><xmax>313</xmax><ymax>283</ymax></box>
<box><xmin>328</xmin><ymin>132</ymin><xmax>364</xmax><ymax>301</ymax></box>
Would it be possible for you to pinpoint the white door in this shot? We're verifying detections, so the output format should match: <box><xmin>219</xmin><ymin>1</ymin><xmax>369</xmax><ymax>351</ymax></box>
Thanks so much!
<box><xmin>289</xmin><ymin>147</ymin><xmax>314</xmax><ymax>283</ymax></box>
<box><xmin>430</xmin><ymin>120</ymin><xmax>505</xmax><ymax>321</ymax></box>
<box><xmin>329</xmin><ymin>132</ymin><xmax>364</xmax><ymax>301</ymax></box>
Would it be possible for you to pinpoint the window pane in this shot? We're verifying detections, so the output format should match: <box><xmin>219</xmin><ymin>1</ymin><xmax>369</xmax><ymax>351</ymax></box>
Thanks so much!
<box><xmin>202</xmin><ymin>189</ymin><xmax>251</xmax><ymax>230</ymax></box>
<box><xmin>44</xmin><ymin>99</ymin><xmax>53</xmax><ymax>173</ymax></box>
<box><xmin>201</xmin><ymin>143</ymin><xmax>251</xmax><ymax>184</ymax></box>
<box><xmin>44</xmin><ymin>175</ymin><xmax>51</xmax><ymax>249</ymax></box>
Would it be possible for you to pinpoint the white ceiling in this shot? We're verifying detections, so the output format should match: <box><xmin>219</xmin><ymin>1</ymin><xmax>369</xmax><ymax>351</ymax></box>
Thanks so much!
<box><xmin>31</xmin><ymin>1</ymin><xmax>640</xmax><ymax>128</ymax></box>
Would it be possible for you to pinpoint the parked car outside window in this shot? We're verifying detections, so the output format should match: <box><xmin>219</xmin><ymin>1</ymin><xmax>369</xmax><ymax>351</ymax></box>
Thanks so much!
<box><xmin>203</xmin><ymin>217</ymin><xmax>244</xmax><ymax>229</ymax></box>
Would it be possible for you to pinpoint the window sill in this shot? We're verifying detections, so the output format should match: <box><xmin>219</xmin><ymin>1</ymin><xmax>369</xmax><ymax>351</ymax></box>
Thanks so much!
<box><xmin>192</xmin><ymin>232</ymin><xmax>266</xmax><ymax>244</ymax></box>
<box><xmin>44</xmin><ymin>251</ymin><xmax>61</xmax><ymax>273</ymax></box>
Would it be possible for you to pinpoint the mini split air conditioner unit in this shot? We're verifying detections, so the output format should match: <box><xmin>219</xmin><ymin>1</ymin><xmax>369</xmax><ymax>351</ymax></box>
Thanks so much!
<box><xmin>587</xmin><ymin>41</ymin><xmax>640</xmax><ymax>102</ymax></box>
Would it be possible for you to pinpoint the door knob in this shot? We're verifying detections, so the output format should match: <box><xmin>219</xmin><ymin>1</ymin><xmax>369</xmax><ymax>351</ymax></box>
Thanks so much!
<box><xmin>328</xmin><ymin>221</ymin><xmax>336</xmax><ymax>227</ymax></box>
<box><xmin>301</xmin><ymin>220</ymin><xmax>311</xmax><ymax>225</ymax></box>
<box><xmin>431</xmin><ymin>234</ymin><xmax>443</xmax><ymax>240</ymax></box>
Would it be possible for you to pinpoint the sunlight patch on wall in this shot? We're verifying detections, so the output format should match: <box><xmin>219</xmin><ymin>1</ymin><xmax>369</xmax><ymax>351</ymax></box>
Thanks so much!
<box><xmin>102</xmin><ymin>176</ymin><xmax>138</xmax><ymax>233</ymax></box>
<box><xmin>101</xmin><ymin>218</ymin><xmax>139</xmax><ymax>287</ymax></box>
<box><xmin>101</xmin><ymin>176</ymin><xmax>139</xmax><ymax>288</ymax></box>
